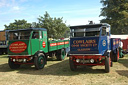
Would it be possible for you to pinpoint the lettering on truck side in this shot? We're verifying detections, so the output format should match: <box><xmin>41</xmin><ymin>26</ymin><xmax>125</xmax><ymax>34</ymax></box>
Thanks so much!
<box><xmin>71</xmin><ymin>39</ymin><xmax>98</xmax><ymax>51</ymax></box>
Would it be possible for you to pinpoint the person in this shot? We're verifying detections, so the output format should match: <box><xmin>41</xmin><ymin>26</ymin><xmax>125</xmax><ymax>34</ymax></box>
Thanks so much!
<box><xmin>119</xmin><ymin>40</ymin><xmax>124</xmax><ymax>58</ymax></box>
<box><xmin>119</xmin><ymin>40</ymin><xmax>123</xmax><ymax>48</ymax></box>
<box><xmin>32</xmin><ymin>32</ymin><xmax>39</xmax><ymax>39</ymax></box>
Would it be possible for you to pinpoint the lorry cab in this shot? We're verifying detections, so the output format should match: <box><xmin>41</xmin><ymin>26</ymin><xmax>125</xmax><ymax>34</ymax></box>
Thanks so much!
<box><xmin>69</xmin><ymin>23</ymin><xmax>113</xmax><ymax>72</ymax></box>
<box><xmin>70</xmin><ymin>23</ymin><xmax>110</xmax><ymax>55</ymax></box>
<box><xmin>8</xmin><ymin>28</ymin><xmax>48</xmax><ymax>69</ymax></box>
<box><xmin>8</xmin><ymin>28</ymin><xmax>48</xmax><ymax>56</ymax></box>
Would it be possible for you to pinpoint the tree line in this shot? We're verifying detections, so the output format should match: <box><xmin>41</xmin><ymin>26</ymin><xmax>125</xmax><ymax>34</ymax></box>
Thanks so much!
<box><xmin>5</xmin><ymin>12</ymin><xmax>69</xmax><ymax>39</ymax></box>
<box><xmin>100</xmin><ymin>0</ymin><xmax>128</xmax><ymax>34</ymax></box>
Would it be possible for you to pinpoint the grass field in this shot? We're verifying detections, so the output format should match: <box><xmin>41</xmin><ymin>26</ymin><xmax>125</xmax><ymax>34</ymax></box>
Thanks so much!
<box><xmin>0</xmin><ymin>55</ymin><xmax>128</xmax><ymax>85</ymax></box>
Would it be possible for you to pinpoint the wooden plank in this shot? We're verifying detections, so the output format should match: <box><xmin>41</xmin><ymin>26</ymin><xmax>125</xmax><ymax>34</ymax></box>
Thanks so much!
<box><xmin>0</xmin><ymin>31</ymin><xmax>6</xmax><ymax>41</ymax></box>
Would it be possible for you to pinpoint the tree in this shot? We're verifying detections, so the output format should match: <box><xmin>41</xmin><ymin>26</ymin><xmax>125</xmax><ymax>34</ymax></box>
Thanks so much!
<box><xmin>100</xmin><ymin>0</ymin><xmax>128</xmax><ymax>34</ymax></box>
<box><xmin>4</xmin><ymin>19</ymin><xmax>32</xmax><ymax>30</ymax></box>
<box><xmin>37</xmin><ymin>12</ymin><xmax>69</xmax><ymax>39</ymax></box>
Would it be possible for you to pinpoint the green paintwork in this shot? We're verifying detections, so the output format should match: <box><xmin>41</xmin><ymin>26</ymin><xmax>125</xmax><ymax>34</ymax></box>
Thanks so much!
<box><xmin>64</xmin><ymin>40</ymin><xmax>70</xmax><ymax>48</ymax></box>
<box><xmin>48</xmin><ymin>40</ymin><xmax>70</xmax><ymax>52</ymax></box>
<box><xmin>8</xmin><ymin>40</ymin><xmax>31</xmax><ymax>55</ymax></box>
<box><xmin>58</xmin><ymin>40</ymin><xmax>65</xmax><ymax>49</ymax></box>
<box><xmin>31</xmin><ymin>38</ymin><xmax>40</xmax><ymax>55</ymax></box>
<box><xmin>61</xmin><ymin>49</ymin><xmax>65</xmax><ymax>60</ymax></box>
<box><xmin>39</xmin><ymin>31</ymin><xmax>48</xmax><ymax>53</ymax></box>
<box><xmin>48</xmin><ymin>40</ymin><xmax>57</xmax><ymax>51</ymax></box>
<box><xmin>8</xmin><ymin>28</ymin><xmax>69</xmax><ymax>56</ymax></box>
<box><xmin>38</xmin><ymin>55</ymin><xmax>45</xmax><ymax>68</ymax></box>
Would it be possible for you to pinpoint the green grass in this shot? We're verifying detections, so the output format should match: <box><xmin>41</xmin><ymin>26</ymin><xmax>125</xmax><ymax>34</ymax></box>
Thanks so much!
<box><xmin>0</xmin><ymin>55</ymin><xmax>128</xmax><ymax>85</ymax></box>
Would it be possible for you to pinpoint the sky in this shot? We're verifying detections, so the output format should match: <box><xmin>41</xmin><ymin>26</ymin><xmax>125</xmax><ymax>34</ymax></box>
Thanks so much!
<box><xmin>0</xmin><ymin>0</ymin><xmax>104</xmax><ymax>30</ymax></box>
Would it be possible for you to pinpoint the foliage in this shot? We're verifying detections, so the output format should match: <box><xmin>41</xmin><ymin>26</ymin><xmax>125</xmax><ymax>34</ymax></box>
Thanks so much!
<box><xmin>100</xmin><ymin>0</ymin><xmax>128</xmax><ymax>34</ymax></box>
<box><xmin>4</xmin><ymin>19</ymin><xmax>32</xmax><ymax>30</ymax></box>
<box><xmin>36</xmin><ymin>12</ymin><xmax>69</xmax><ymax>39</ymax></box>
<box><xmin>4</xmin><ymin>12</ymin><xmax>69</xmax><ymax>39</ymax></box>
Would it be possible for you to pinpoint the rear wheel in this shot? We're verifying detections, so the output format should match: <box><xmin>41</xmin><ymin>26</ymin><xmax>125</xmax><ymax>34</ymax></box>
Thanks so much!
<box><xmin>111</xmin><ymin>61</ymin><xmax>113</xmax><ymax>67</ymax></box>
<box><xmin>69</xmin><ymin>58</ymin><xmax>77</xmax><ymax>71</ymax></box>
<box><xmin>105</xmin><ymin>56</ymin><xmax>110</xmax><ymax>73</ymax></box>
<box><xmin>8</xmin><ymin>58</ymin><xmax>20</xmax><ymax>69</ymax></box>
<box><xmin>56</xmin><ymin>49</ymin><xmax>66</xmax><ymax>60</ymax></box>
<box><xmin>115</xmin><ymin>49</ymin><xmax>119</xmax><ymax>62</ymax></box>
<box><xmin>34</xmin><ymin>53</ymin><xmax>46</xmax><ymax>70</ymax></box>
<box><xmin>0</xmin><ymin>51</ymin><xmax>2</xmax><ymax>55</ymax></box>
<box><xmin>110</xmin><ymin>51</ymin><xmax>114</xmax><ymax>62</ymax></box>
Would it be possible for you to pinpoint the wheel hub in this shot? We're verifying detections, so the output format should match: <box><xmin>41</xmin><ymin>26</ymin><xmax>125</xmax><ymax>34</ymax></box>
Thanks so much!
<box><xmin>38</xmin><ymin>56</ymin><xmax>44</xmax><ymax>66</ymax></box>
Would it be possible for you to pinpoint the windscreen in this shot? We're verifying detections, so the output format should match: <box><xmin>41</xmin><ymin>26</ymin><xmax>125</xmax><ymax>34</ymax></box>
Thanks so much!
<box><xmin>70</xmin><ymin>27</ymin><xmax>100</xmax><ymax>37</ymax></box>
<box><xmin>8</xmin><ymin>31</ymin><xmax>31</xmax><ymax>40</ymax></box>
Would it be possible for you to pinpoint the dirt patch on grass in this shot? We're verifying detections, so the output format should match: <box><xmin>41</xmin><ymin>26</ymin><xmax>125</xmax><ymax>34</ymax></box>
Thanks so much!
<box><xmin>0</xmin><ymin>55</ymin><xmax>128</xmax><ymax>85</ymax></box>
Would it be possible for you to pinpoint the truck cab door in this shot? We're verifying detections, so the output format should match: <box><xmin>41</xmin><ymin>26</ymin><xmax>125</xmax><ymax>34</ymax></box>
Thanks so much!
<box><xmin>31</xmin><ymin>31</ymin><xmax>40</xmax><ymax>55</ymax></box>
<box><xmin>99</xmin><ymin>27</ymin><xmax>108</xmax><ymax>54</ymax></box>
<box><xmin>39</xmin><ymin>31</ymin><xmax>48</xmax><ymax>53</ymax></box>
<box><xmin>106</xmin><ymin>27</ymin><xmax>110</xmax><ymax>50</ymax></box>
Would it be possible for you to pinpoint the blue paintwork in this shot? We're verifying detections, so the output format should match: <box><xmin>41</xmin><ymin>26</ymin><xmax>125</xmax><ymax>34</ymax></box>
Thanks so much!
<box><xmin>110</xmin><ymin>38</ymin><xmax>120</xmax><ymax>53</ymax></box>
<box><xmin>70</xmin><ymin>37</ymin><xmax>120</xmax><ymax>55</ymax></box>
<box><xmin>70</xmin><ymin>37</ymin><xmax>99</xmax><ymax>54</ymax></box>
<box><xmin>70</xmin><ymin>36</ymin><xmax>109</xmax><ymax>55</ymax></box>
<box><xmin>99</xmin><ymin>36</ymin><xmax>108</xmax><ymax>55</ymax></box>
<box><xmin>70</xmin><ymin>23</ymin><xmax>120</xmax><ymax>56</ymax></box>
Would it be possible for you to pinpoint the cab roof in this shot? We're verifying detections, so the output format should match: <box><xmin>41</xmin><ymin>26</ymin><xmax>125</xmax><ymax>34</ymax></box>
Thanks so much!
<box><xmin>8</xmin><ymin>28</ymin><xmax>47</xmax><ymax>32</ymax></box>
<box><xmin>70</xmin><ymin>23</ymin><xmax>110</xmax><ymax>29</ymax></box>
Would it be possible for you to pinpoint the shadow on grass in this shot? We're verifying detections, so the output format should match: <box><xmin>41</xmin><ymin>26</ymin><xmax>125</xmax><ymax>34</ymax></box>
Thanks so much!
<box><xmin>118</xmin><ymin>58</ymin><xmax>128</xmax><ymax>68</ymax></box>
<box><xmin>0</xmin><ymin>55</ymin><xmax>8</xmax><ymax>58</ymax></box>
<box><xmin>0</xmin><ymin>59</ymin><xmax>106</xmax><ymax>76</ymax></box>
<box><xmin>116</xmin><ymin>55</ymin><xmax>128</xmax><ymax>77</ymax></box>
<box><xmin>0</xmin><ymin>63</ymin><xmax>14</xmax><ymax>72</ymax></box>
<box><xmin>116</xmin><ymin>70</ymin><xmax>128</xmax><ymax>78</ymax></box>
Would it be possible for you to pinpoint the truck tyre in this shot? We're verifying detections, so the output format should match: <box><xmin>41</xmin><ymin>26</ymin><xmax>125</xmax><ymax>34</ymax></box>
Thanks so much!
<box><xmin>114</xmin><ymin>49</ymin><xmax>119</xmax><ymax>62</ymax></box>
<box><xmin>105</xmin><ymin>56</ymin><xmax>110</xmax><ymax>73</ymax></box>
<box><xmin>34</xmin><ymin>53</ymin><xmax>46</xmax><ymax>70</ymax></box>
<box><xmin>69</xmin><ymin>58</ymin><xmax>77</xmax><ymax>71</ymax></box>
<box><xmin>110</xmin><ymin>51</ymin><xmax>114</xmax><ymax>62</ymax></box>
<box><xmin>56</xmin><ymin>49</ymin><xmax>66</xmax><ymax>60</ymax></box>
<box><xmin>111</xmin><ymin>61</ymin><xmax>113</xmax><ymax>67</ymax></box>
<box><xmin>8</xmin><ymin>58</ymin><xmax>20</xmax><ymax>69</ymax></box>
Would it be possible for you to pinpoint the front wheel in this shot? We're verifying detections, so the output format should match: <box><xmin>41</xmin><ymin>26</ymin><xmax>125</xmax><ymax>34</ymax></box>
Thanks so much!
<box><xmin>8</xmin><ymin>58</ymin><xmax>20</xmax><ymax>69</ymax></box>
<box><xmin>105</xmin><ymin>56</ymin><xmax>110</xmax><ymax>73</ymax></box>
<box><xmin>34</xmin><ymin>53</ymin><xmax>46</xmax><ymax>70</ymax></box>
<box><xmin>69</xmin><ymin>58</ymin><xmax>77</xmax><ymax>71</ymax></box>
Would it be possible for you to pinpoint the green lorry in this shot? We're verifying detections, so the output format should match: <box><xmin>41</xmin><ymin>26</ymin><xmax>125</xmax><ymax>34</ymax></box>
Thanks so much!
<box><xmin>8</xmin><ymin>28</ymin><xmax>69</xmax><ymax>69</ymax></box>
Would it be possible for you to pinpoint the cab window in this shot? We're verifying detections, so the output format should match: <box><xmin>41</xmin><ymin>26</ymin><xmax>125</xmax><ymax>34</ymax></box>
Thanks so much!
<box><xmin>8</xmin><ymin>31</ymin><xmax>31</xmax><ymax>40</ymax></box>
<box><xmin>39</xmin><ymin>31</ymin><xmax>43</xmax><ymax>39</ymax></box>
<box><xmin>32</xmin><ymin>31</ymin><xmax>39</xmax><ymax>39</ymax></box>
<box><xmin>101</xmin><ymin>27</ymin><xmax>107</xmax><ymax>36</ymax></box>
<box><xmin>70</xmin><ymin>28</ymin><xmax>100</xmax><ymax>37</ymax></box>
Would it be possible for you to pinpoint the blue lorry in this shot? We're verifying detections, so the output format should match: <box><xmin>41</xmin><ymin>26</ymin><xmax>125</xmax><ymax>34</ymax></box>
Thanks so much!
<box><xmin>69</xmin><ymin>23</ymin><xmax>120</xmax><ymax>73</ymax></box>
